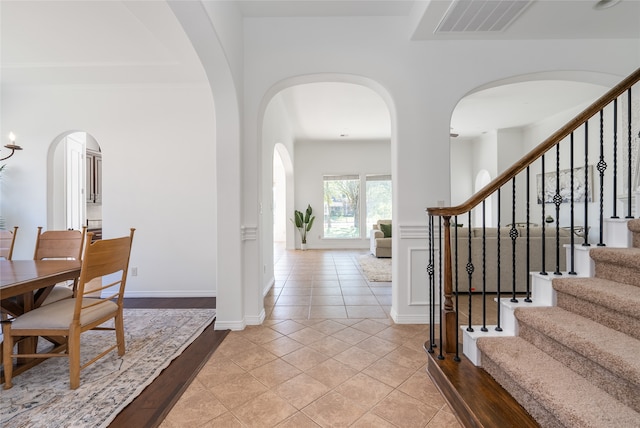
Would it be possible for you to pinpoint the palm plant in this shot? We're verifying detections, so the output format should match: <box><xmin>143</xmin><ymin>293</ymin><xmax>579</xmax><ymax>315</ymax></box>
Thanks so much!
<box><xmin>291</xmin><ymin>204</ymin><xmax>315</xmax><ymax>244</ymax></box>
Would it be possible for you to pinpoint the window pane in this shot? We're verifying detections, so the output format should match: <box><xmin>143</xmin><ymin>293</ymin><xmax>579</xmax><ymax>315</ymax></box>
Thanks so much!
<box><xmin>366</xmin><ymin>175</ymin><xmax>392</xmax><ymax>237</ymax></box>
<box><xmin>323</xmin><ymin>175</ymin><xmax>360</xmax><ymax>238</ymax></box>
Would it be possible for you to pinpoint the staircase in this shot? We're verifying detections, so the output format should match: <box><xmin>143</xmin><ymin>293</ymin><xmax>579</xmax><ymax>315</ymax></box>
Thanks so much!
<box><xmin>476</xmin><ymin>219</ymin><xmax>640</xmax><ymax>427</ymax></box>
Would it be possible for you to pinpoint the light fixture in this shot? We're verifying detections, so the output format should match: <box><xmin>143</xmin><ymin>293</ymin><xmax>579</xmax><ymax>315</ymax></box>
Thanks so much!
<box><xmin>1</xmin><ymin>132</ymin><xmax>23</xmax><ymax>161</ymax></box>
<box><xmin>593</xmin><ymin>0</ymin><xmax>621</xmax><ymax>10</ymax></box>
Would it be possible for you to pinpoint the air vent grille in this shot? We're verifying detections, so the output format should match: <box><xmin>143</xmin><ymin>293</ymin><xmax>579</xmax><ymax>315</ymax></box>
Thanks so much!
<box><xmin>435</xmin><ymin>0</ymin><xmax>533</xmax><ymax>33</ymax></box>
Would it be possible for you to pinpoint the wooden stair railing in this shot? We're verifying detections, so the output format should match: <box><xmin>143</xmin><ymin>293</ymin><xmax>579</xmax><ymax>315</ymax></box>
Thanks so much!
<box><xmin>426</xmin><ymin>67</ymin><xmax>640</xmax><ymax>356</ymax></box>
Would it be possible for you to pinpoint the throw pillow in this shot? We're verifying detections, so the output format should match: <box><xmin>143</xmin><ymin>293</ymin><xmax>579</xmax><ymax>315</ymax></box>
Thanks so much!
<box><xmin>379</xmin><ymin>223</ymin><xmax>392</xmax><ymax>238</ymax></box>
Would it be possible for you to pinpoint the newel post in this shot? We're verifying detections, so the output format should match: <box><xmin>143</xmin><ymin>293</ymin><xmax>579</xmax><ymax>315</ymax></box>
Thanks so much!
<box><xmin>441</xmin><ymin>216</ymin><xmax>457</xmax><ymax>354</ymax></box>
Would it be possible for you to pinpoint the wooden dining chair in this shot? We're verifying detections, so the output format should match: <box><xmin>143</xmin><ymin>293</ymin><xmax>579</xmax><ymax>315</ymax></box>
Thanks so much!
<box><xmin>0</xmin><ymin>226</ymin><xmax>19</xmax><ymax>260</ymax></box>
<box><xmin>2</xmin><ymin>228</ymin><xmax>135</xmax><ymax>390</ymax></box>
<box><xmin>33</xmin><ymin>226</ymin><xmax>87</xmax><ymax>306</ymax></box>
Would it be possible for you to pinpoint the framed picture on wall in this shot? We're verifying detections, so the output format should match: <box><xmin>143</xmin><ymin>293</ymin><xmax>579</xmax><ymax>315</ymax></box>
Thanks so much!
<box><xmin>537</xmin><ymin>165</ymin><xmax>593</xmax><ymax>204</ymax></box>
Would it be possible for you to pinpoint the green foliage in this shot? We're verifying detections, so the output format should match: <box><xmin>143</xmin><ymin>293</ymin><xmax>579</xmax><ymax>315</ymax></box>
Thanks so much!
<box><xmin>291</xmin><ymin>204</ymin><xmax>315</xmax><ymax>244</ymax></box>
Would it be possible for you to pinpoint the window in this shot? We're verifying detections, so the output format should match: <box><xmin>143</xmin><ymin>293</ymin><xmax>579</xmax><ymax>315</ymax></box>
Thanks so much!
<box><xmin>323</xmin><ymin>175</ymin><xmax>360</xmax><ymax>238</ymax></box>
<box><xmin>365</xmin><ymin>175</ymin><xmax>392</xmax><ymax>237</ymax></box>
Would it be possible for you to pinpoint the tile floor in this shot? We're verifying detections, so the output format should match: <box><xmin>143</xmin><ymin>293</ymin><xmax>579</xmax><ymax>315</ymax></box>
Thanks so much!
<box><xmin>160</xmin><ymin>246</ymin><xmax>461</xmax><ymax>428</ymax></box>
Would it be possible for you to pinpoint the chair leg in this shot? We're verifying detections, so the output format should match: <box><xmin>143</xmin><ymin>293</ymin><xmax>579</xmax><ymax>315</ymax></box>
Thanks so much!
<box><xmin>115</xmin><ymin>311</ymin><xmax>125</xmax><ymax>356</ymax></box>
<box><xmin>2</xmin><ymin>322</ymin><xmax>13</xmax><ymax>389</ymax></box>
<box><xmin>69</xmin><ymin>326</ymin><xmax>81</xmax><ymax>390</ymax></box>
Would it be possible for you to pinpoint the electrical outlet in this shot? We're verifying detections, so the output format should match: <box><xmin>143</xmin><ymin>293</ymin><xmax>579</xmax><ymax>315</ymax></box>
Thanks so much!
<box><xmin>131</xmin><ymin>267</ymin><xmax>138</xmax><ymax>276</ymax></box>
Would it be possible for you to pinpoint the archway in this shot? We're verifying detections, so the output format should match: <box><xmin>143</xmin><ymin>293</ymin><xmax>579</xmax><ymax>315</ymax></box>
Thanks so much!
<box><xmin>47</xmin><ymin>131</ymin><xmax>102</xmax><ymax>233</ymax></box>
<box><xmin>259</xmin><ymin>74</ymin><xmax>397</xmax><ymax>318</ymax></box>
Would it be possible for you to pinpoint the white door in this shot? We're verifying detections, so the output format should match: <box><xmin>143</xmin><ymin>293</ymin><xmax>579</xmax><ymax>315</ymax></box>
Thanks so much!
<box><xmin>65</xmin><ymin>134</ymin><xmax>85</xmax><ymax>230</ymax></box>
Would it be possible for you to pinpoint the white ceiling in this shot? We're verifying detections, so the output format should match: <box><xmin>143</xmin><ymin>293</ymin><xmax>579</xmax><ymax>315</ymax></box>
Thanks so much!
<box><xmin>1</xmin><ymin>0</ymin><xmax>636</xmax><ymax>140</ymax></box>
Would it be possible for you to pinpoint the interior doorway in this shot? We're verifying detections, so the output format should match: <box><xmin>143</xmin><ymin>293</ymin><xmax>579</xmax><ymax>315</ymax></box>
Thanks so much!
<box><xmin>48</xmin><ymin>131</ymin><xmax>102</xmax><ymax>236</ymax></box>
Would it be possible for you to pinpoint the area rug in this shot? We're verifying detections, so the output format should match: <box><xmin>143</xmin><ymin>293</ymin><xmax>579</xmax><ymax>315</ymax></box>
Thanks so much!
<box><xmin>357</xmin><ymin>254</ymin><xmax>392</xmax><ymax>282</ymax></box>
<box><xmin>1</xmin><ymin>308</ymin><xmax>216</xmax><ymax>428</ymax></box>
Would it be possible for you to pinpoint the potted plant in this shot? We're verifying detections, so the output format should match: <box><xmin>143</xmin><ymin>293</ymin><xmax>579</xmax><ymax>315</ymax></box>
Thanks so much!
<box><xmin>291</xmin><ymin>204</ymin><xmax>315</xmax><ymax>250</ymax></box>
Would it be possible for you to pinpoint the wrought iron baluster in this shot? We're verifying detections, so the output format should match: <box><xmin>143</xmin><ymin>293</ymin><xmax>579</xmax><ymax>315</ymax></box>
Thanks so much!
<box><xmin>597</xmin><ymin>109</ymin><xmax>607</xmax><ymax>246</ymax></box>
<box><xmin>453</xmin><ymin>216</ymin><xmax>460</xmax><ymax>362</ymax></box>
<box><xmin>427</xmin><ymin>214</ymin><xmax>435</xmax><ymax>353</ymax></box>
<box><xmin>554</xmin><ymin>143</ymin><xmax>562</xmax><ymax>275</ymax></box>
<box><xmin>612</xmin><ymin>99</ymin><xmax>619</xmax><ymax>219</ymax></box>
<box><xmin>583</xmin><ymin>121</ymin><xmax>591</xmax><ymax>246</ymax></box>
<box><xmin>540</xmin><ymin>154</ymin><xmax>548</xmax><ymax>274</ymax></box>
<box><xmin>496</xmin><ymin>188</ymin><xmax>502</xmax><ymax>332</ymax></box>
<box><xmin>510</xmin><ymin>178</ymin><xmax>519</xmax><ymax>304</ymax></box>
<box><xmin>466</xmin><ymin>211</ymin><xmax>474</xmax><ymax>333</ymax></box>
<box><xmin>626</xmin><ymin>88</ymin><xmax>633</xmax><ymax>219</ymax></box>
<box><xmin>525</xmin><ymin>167</ymin><xmax>532</xmax><ymax>301</ymax></box>
<box><xmin>438</xmin><ymin>217</ymin><xmax>444</xmax><ymax>360</ymax></box>
<box><xmin>569</xmin><ymin>132</ymin><xmax>577</xmax><ymax>275</ymax></box>
<box><xmin>481</xmin><ymin>201</ymin><xmax>488</xmax><ymax>332</ymax></box>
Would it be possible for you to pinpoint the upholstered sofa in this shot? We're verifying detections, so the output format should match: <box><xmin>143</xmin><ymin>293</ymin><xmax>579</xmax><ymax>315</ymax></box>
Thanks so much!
<box><xmin>450</xmin><ymin>225</ymin><xmax>573</xmax><ymax>293</ymax></box>
<box><xmin>370</xmin><ymin>220</ymin><xmax>392</xmax><ymax>258</ymax></box>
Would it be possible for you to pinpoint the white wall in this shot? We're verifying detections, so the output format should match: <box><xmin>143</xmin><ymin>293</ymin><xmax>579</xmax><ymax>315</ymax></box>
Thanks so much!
<box><xmin>294</xmin><ymin>139</ymin><xmax>392</xmax><ymax>250</ymax></box>
<box><xmin>244</xmin><ymin>14</ymin><xmax>638</xmax><ymax>323</ymax></box>
<box><xmin>1</xmin><ymin>84</ymin><xmax>217</xmax><ymax>297</ymax></box>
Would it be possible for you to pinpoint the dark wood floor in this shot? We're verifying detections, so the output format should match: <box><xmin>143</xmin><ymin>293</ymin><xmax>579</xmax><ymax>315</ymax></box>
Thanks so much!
<box><xmin>108</xmin><ymin>298</ymin><xmax>228</xmax><ymax>428</ymax></box>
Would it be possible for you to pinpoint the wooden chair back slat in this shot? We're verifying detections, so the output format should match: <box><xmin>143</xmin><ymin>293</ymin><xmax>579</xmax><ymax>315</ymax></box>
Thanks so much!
<box><xmin>0</xmin><ymin>226</ymin><xmax>18</xmax><ymax>260</ymax></box>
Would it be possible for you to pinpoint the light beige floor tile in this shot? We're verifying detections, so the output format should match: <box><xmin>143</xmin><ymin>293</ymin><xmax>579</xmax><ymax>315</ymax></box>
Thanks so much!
<box><xmin>372</xmin><ymin>390</ymin><xmax>440</xmax><ymax>427</ymax></box>
<box><xmin>383</xmin><ymin>345</ymin><xmax>429</xmax><ymax>370</ymax></box>
<box><xmin>269</xmin><ymin>306</ymin><xmax>309</xmax><ymax>320</ymax></box>
<box><xmin>287</xmin><ymin>326</ymin><xmax>326</xmax><ymax>345</ymax></box>
<box><xmin>260</xmin><ymin>336</ymin><xmax>305</xmax><ymax>357</ymax></box>
<box><xmin>305</xmin><ymin>358</ymin><xmax>359</xmax><ymax>388</ymax></box>
<box><xmin>351</xmin><ymin>319</ymin><xmax>389</xmax><ymax>335</ymax></box>
<box><xmin>274</xmin><ymin>373</ymin><xmax>331</xmax><ymax>410</ymax></box>
<box><xmin>307</xmin><ymin>335</ymin><xmax>352</xmax><ymax>357</ymax></box>
<box><xmin>202</xmin><ymin>411</ymin><xmax>244</xmax><ymax>428</ymax></box>
<box><xmin>302</xmin><ymin>391</ymin><xmax>368</xmax><ymax>428</ymax></box>
<box><xmin>310</xmin><ymin>295</ymin><xmax>345</xmax><ymax>306</ymax></box>
<box><xmin>268</xmin><ymin>319</ymin><xmax>307</xmax><ymax>335</ymax></box>
<box><xmin>363</xmin><ymin>358</ymin><xmax>416</xmax><ymax>388</ymax></box>
<box><xmin>355</xmin><ymin>335</ymin><xmax>399</xmax><ymax>357</ymax></box>
<box><xmin>350</xmin><ymin>412</ymin><xmax>397</xmax><ymax>427</ymax></box>
<box><xmin>231</xmin><ymin>390</ymin><xmax>297</xmax><ymax>428</ymax></box>
<box><xmin>276</xmin><ymin>411</ymin><xmax>323</xmax><ymax>427</ymax></box>
<box><xmin>346</xmin><ymin>305</ymin><xmax>388</xmax><ymax>319</ymax></box>
<box><xmin>308</xmin><ymin>319</ymin><xmax>348</xmax><ymax>335</ymax></box>
<box><xmin>276</xmin><ymin>295</ymin><xmax>312</xmax><ymax>306</ymax></box>
<box><xmin>249</xmin><ymin>358</ymin><xmax>302</xmax><ymax>388</ymax></box>
<box><xmin>229</xmin><ymin>345</ymin><xmax>278</xmax><ymax>371</ymax></box>
<box><xmin>333</xmin><ymin>346</ymin><xmax>380</xmax><ymax>371</ymax></box>
<box><xmin>309</xmin><ymin>305</ymin><xmax>348</xmax><ymax>318</ymax></box>
<box><xmin>331</xmin><ymin>326</ymin><xmax>371</xmax><ymax>345</ymax></box>
<box><xmin>209</xmin><ymin>372</ymin><xmax>269</xmax><ymax>409</ymax></box>
<box><xmin>162</xmin><ymin>247</ymin><xmax>457</xmax><ymax>428</ymax></box>
<box><xmin>281</xmin><ymin>346</ymin><xmax>329</xmax><ymax>371</ymax></box>
<box><xmin>333</xmin><ymin>372</ymin><xmax>394</xmax><ymax>408</ymax></box>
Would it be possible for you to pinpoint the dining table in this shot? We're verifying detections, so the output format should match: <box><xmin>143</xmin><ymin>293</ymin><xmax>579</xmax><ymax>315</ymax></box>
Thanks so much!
<box><xmin>1</xmin><ymin>259</ymin><xmax>82</xmax><ymax>379</ymax></box>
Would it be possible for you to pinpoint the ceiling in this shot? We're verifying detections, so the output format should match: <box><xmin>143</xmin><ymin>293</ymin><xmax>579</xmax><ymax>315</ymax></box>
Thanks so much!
<box><xmin>1</xmin><ymin>0</ymin><xmax>637</xmax><ymax>140</ymax></box>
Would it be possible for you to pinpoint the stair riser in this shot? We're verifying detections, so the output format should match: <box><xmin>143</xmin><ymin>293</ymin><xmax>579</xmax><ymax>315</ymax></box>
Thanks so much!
<box><xmin>595</xmin><ymin>262</ymin><xmax>640</xmax><ymax>288</ymax></box>
<box><xmin>556</xmin><ymin>292</ymin><xmax>640</xmax><ymax>341</ymax></box>
<box><xmin>518</xmin><ymin>323</ymin><xmax>640</xmax><ymax>413</ymax></box>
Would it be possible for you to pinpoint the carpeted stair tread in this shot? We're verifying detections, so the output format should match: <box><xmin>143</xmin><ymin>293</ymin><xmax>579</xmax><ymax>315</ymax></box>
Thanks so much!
<box><xmin>514</xmin><ymin>306</ymin><xmax>640</xmax><ymax>384</ymax></box>
<box><xmin>589</xmin><ymin>247</ymin><xmax>640</xmax><ymax>287</ymax></box>
<box><xmin>476</xmin><ymin>336</ymin><xmax>640</xmax><ymax>427</ymax></box>
<box><xmin>629</xmin><ymin>219</ymin><xmax>640</xmax><ymax>248</ymax></box>
<box><xmin>553</xmin><ymin>276</ymin><xmax>640</xmax><ymax>320</ymax></box>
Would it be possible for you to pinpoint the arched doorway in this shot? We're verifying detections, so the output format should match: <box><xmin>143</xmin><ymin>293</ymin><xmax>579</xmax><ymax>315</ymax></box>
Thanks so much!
<box><xmin>48</xmin><ymin>131</ymin><xmax>102</xmax><ymax>234</ymax></box>
<box><xmin>260</xmin><ymin>75</ymin><xmax>396</xmax><ymax>320</ymax></box>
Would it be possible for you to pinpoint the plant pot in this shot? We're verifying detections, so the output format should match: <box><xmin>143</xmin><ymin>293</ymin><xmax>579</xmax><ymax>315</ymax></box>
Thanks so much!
<box><xmin>301</xmin><ymin>243</ymin><xmax>308</xmax><ymax>251</ymax></box>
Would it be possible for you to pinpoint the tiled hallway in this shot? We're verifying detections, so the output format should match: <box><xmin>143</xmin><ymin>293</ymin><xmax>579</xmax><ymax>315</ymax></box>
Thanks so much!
<box><xmin>160</xmin><ymin>246</ymin><xmax>460</xmax><ymax>427</ymax></box>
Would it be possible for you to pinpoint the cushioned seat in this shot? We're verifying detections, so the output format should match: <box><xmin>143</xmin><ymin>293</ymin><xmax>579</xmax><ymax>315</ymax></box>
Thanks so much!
<box><xmin>370</xmin><ymin>220</ymin><xmax>392</xmax><ymax>258</ymax></box>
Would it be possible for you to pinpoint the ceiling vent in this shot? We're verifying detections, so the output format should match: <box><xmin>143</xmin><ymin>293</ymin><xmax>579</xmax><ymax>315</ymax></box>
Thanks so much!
<box><xmin>435</xmin><ymin>0</ymin><xmax>533</xmax><ymax>33</ymax></box>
